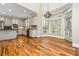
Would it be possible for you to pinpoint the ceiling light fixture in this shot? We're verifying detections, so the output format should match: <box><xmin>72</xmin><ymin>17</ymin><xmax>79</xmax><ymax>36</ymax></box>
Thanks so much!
<box><xmin>44</xmin><ymin>3</ymin><xmax>52</xmax><ymax>18</ymax></box>
<box><xmin>24</xmin><ymin>10</ymin><xmax>26</xmax><ymax>12</ymax></box>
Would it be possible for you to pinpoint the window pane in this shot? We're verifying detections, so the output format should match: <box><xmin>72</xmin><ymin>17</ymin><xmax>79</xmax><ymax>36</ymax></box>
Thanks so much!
<box><xmin>65</xmin><ymin>17</ymin><xmax>72</xmax><ymax>38</ymax></box>
<box><xmin>43</xmin><ymin>18</ymin><xmax>49</xmax><ymax>33</ymax></box>
<box><xmin>51</xmin><ymin>19</ymin><xmax>61</xmax><ymax>35</ymax></box>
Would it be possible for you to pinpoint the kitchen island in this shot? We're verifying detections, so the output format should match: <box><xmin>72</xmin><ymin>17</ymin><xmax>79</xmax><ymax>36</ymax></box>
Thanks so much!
<box><xmin>0</xmin><ymin>30</ymin><xmax>17</xmax><ymax>41</ymax></box>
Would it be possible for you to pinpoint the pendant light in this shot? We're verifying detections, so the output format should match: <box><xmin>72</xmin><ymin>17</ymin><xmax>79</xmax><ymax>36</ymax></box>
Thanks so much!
<box><xmin>44</xmin><ymin>3</ymin><xmax>52</xmax><ymax>18</ymax></box>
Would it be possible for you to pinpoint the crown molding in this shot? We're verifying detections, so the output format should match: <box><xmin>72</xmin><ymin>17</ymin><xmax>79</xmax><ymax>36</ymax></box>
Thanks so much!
<box><xmin>51</xmin><ymin>4</ymin><xmax>72</xmax><ymax>16</ymax></box>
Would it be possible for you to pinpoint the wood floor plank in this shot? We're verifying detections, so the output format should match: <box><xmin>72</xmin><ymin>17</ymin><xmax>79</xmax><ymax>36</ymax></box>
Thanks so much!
<box><xmin>0</xmin><ymin>35</ymin><xmax>78</xmax><ymax>56</ymax></box>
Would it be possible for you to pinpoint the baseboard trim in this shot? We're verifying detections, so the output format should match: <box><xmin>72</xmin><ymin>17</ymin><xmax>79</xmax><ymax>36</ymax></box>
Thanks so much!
<box><xmin>73</xmin><ymin>42</ymin><xmax>79</xmax><ymax>48</ymax></box>
<box><xmin>37</xmin><ymin>35</ymin><xmax>65</xmax><ymax>39</ymax></box>
<box><xmin>0</xmin><ymin>38</ymin><xmax>16</xmax><ymax>41</ymax></box>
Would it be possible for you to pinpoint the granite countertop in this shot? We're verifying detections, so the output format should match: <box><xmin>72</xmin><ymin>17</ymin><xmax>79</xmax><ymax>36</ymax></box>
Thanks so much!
<box><xmin>29</xmin><ymin>27</ymin><xmax>37</xmax><ymax>30</ymax></box>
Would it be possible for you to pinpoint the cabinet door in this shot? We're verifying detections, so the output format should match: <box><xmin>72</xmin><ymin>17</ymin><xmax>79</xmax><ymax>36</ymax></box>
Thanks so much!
<box><xmin>23</xmin><ymin>30</ymin><xmax>27</xmax><ymax>35</ymax></box>
<box><xmin>0</xmin><ymin>17</ymin><xmax>4</xmax><ymax>21</ymax></box>
<box><xmin>0</xmin><ymin>22</ymin><xmax>3</xmax><ymax>29</ymax></box>
<box><xmin>12</xmin><ymin>19</ymin><xmax>18</xmax><ymax>24</ymax></box>
<box><xmin>18</xmin><ymin>29</ymin><xmax>22</xmax><ymax>35</ymax></box>
<box><xmin>4</xmin><ymin>18</ymin><xmax>12</xmax><ymax>26</ymax></box>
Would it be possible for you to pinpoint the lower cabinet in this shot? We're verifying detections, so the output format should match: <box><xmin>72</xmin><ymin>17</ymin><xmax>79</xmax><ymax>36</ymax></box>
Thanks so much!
<box><xmin>18</xmin><ymin>29</ymin><xmax>27</xmax><ymax>35</ymax></box>
<box><xmin>23</xmin><ymin>30</ymin><xmax>27</xmax><ymax>35</ymax></box>
<box><xmin>18</xmin><ymin>29</ymin><xmax>37</xmax><ymax>37</ymax></box>
<box><xmin>0</xmin><ymin>30</ymin><xmax>17</xmax><ymax>40</ymax></box>
<box><xmin>30</xmin><ymin>30</ymin><xmax>37</xmax><ymax>37</ymax></box>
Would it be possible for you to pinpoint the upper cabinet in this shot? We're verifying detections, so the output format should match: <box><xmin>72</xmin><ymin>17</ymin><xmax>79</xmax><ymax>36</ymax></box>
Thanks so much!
<box><xmin>0</xmin><ymin>17</ymin><xmax>4</xmax><ymax>21</ymax></box>
<box><xmin>24</xmin><ymin>20</ymin><xmax>29</xmax><ymax>29</ymax></box>
<box><xmin>12</xmin><ymin>19</ymin><xmax>19</xmax><ymax>24</ymax></box>
<box><xmin>4</xmin><ymin>18</ymin><xmax>12</xmax><ymax>26</ymax></box>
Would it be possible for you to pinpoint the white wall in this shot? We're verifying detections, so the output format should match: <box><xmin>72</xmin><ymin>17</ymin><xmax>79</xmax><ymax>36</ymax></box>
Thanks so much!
<box><xmin>72</xmin><ymin>3</ymin><xmax>79</xmax><ymax>48</ymax></box>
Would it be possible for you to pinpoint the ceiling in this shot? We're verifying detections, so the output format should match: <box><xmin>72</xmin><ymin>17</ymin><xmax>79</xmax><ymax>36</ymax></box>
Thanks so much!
<box><xmin>18</xmin><ymin>3</ymin><xmax>68</xmax><ymax>13</ymax></box>
<box><xmin>0</xmin><ymin>3</ymin><xmax>37</xmax><ymax>20</ymax></box>
<box><xmin>0</xmin><ymin>3</ymin><xmax>68</xmax><ymax>20</ymax></box>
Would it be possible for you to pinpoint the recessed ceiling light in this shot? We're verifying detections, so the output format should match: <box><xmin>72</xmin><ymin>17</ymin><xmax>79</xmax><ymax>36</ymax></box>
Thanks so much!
<box><xmin>2</xmin><ymin>12</ymin><xmax>6</xmax><ymax>14</ymax></box>
<box><xmin>24</xmin><ymin>10</ymin><xmax>26</xmax><ymax>12</ymax></box>
<box><xmin>8</xmin><ymin>9</ymin><xmax>12</xmax><ymax>12</ymax></box>
<box><xmin>1</xmin><ymin>3</ymin><xmax>5</xmax><ymax>5</ymax></box>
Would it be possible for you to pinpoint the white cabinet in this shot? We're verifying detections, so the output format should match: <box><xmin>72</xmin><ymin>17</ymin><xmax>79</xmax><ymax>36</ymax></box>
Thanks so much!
<box><xmin>4</xmin><ymin>18</ymin><xmax>12</xmax><ymax>26</ymax></box>
<box><xmin>0</xmin><ymin>17</ymin><xmax>4</xmax><ymax>21</ymax></box>
<box><xmin>0</xmin><ymin>30</ymin><xmax>17</xmax><ymax>40</ymax></box>
<box><xmin>0</xmin><ymin>22</ymin><xmax>4</xmax><ymax>29</ymax></box>
<box><xmin>30</xmin><ymin>30</ymin><xmax>37</xmax><ymax>37</ymax></box>
<box><xmin>18</xmin><ymin>29</ymin><xmax>27</xmax><ymax>35</ymax></box>
<box><xmin>25</xmin><ymin>20</ymin><xmax>29</xmax><ymax>29</ymax></box>
<box><xmin>12</xmin><ymin>19</ymin><xmax>18</xmax><ymax>24</ymax></box>
<box><xmin>12</xmin><ymin>19</ymin><xmax>19</xmax><ymax>29</ymax></box>
<box><xmin>23</xmin><ymin>30</ymin><xmax>27</xmax><ymax>35</ymax></box>
<box><xmin>18</xmin><ymin>29</ymin><xmax>22</xmax><ymax>35</ymax></box>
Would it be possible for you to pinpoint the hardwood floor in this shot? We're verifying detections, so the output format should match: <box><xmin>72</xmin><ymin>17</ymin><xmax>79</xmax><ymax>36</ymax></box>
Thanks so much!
<box><xmin>0</xmin><ymin>35</ymin><xmax>78</xmax><ymax>56</ymax></box>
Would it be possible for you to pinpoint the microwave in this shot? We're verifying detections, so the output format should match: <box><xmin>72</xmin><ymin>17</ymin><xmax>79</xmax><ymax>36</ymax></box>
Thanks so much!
<box><xmin>12</xmin><ymin>24</ymin><xmax>18</xmax><ymax>29</ymax></box>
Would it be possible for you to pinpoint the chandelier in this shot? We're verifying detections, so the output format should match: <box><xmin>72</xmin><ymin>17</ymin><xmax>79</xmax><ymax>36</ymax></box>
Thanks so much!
<box><xmin>44</xmin><ymin>3</ymin><xmax>52</xmax><ymax>18</ymax></box>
